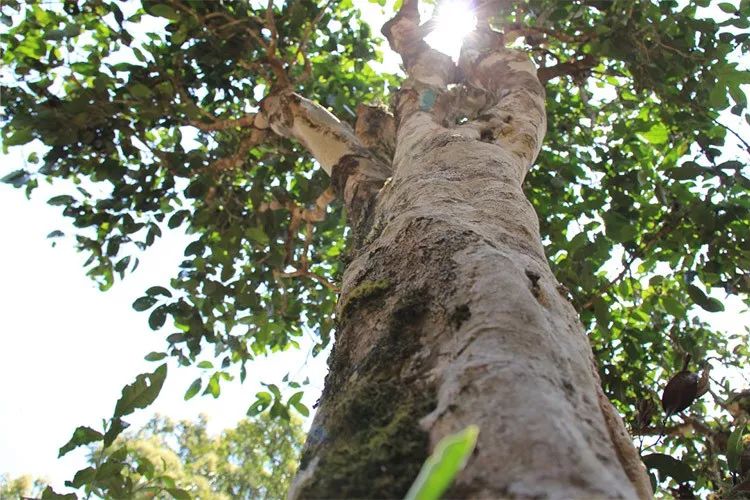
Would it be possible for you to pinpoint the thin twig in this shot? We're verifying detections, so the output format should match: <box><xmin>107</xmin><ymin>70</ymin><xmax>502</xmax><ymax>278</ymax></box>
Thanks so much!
<box><xmin>711</xmin><ymin>116</ymin><xmax>750</xmax><ymax>154</ymax></box>
<box><xmin>580</xmin><ymin>206</ymin><xmax>682</xmax><ymax>310</ymax></box>
<box><xmin>296</xmin><ymin>0</ymin><xmax>335</xmax><ymax>81</ymax></box>
<box><xmin>276</xmin><ymin>268</ymin><xmax>340</xmax><ymax>292</ymax></box>
<box><xmin>188</xmin><ymin>113</ymin><xmax>257</xmax><ymax>131</ymax></box>
<box><xmin>206</xmin><ymin>128</ymin><xmax>267</xmax><ymax>173</ymax></box>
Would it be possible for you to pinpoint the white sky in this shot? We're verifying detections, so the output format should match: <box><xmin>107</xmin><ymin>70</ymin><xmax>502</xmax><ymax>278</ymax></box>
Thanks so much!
<box><xmin>0</xmin><ymin>0</ymin><xmax>748</xmax><ymax>493</ymax></box>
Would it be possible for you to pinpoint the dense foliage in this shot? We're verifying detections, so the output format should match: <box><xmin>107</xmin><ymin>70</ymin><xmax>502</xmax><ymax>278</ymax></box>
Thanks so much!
<box><xmin>1</xmin><ymin>0</ymin><xmax>749</xmax><ymax>496</ymax></box>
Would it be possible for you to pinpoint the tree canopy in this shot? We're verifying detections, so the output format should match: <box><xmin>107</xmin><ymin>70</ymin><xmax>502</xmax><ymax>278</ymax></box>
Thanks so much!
<box><xmin>1</xmin><ymin>0</ymin><xmax>750</xmax><ymax>496</ymax></box>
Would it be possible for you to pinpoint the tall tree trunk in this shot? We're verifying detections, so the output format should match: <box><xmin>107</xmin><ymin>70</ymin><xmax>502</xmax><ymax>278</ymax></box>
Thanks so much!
<box><xmin>275</xmin><ymin>4</ymin><xmax>651</xmax><ymax>498</ymax></box>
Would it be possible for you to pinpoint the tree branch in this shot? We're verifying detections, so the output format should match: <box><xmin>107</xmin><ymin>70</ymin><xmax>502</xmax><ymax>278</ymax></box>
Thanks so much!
<box><xmin>538</xmin><ymin>55</ymin><xmax>598</xmax><ymax>84</ymax></box>
<box><xmin>255</xmin><ymin>91</ymin><xmax>390</xmax><ymax>223</ymax></box>
<box><xmin>188</xmin><ymin>113</ymin><xmax>257</xmax><ymax>131</ymax></box>
<box><xmin>257</xmin><ymin>187</ymin><xmax>336</xmax><ymax>223</ymax></box>
<box><xmin>457</xmin><ymin>26</ymin><xmax>547</xmax><ymax>167</ymax></box>
<box><xmin>206</xmin><ymin>127</ymin><xmax>268</xmax><ymax>173</ymax></box>
<box><xmin>381</xmin><ymin>0</ymin><xmax>457</xmax><ymax>88</ymax></box>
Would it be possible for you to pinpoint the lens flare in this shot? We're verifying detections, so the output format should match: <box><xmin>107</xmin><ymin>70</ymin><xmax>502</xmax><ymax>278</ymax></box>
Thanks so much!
<box><xmin>425</xmin><ymin>0</ymin><xmax>477</xmax><ymax>60</ymax></box>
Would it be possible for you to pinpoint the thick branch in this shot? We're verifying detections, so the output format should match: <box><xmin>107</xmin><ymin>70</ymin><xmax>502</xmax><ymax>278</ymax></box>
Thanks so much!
<box><xmin>354</xmin><ymin>104</ymin><xmax>396</xmax><ymax>164</ymax></box>
<box><xmin>258</xmin><ymin>91</ymin><xmax>358</xmax><ymax>174</ymax></box>
<box><xmin>256</xmin><ymin>91</ymin><xmax>391</xmax><ymax>221</ymax></box>
<box><xmin>456</xmin><ymin>27</ymin><xmax>547</xmax><ymax>168</ymax></box>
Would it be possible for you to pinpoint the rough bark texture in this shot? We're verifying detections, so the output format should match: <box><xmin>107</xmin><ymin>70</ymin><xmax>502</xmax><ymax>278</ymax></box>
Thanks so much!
<box><xmin>269</xmin><ymin>2</ymin><xmax>652</xmax><ymax>498</ymax></box>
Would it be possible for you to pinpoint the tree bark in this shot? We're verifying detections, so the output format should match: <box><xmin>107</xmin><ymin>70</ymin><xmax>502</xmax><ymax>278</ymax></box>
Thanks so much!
<box><xmin>272</xmin><ymin>3</ymin><xmax>651</xmax><ymax>498</ymax></box>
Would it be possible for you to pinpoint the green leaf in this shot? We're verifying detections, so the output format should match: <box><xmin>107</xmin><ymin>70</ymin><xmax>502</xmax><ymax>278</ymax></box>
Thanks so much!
<box><xmin>47</xmin><ymin>230</ymin><xmax>65</xmax><ymax>238</ymax></box>
<box><xmin>718</xmin><ymin>2</ymin><xmax>737</xmax><ymax>13</ymax></box>
<box><xmin>603</xmin><ymin>212</ymin><xmax>638</xmax><ymax>242</ymax></box>
<box><xmin>197</xmin><ymin>360</ymin><xmax>214</xmax><ymax>369</ymax></box>
<box><xmin>68</xmin><ymin>466</ymin><xmax>96</xmax><ymax>489</ymax></box>
<box><xmin>58</xmin><ymin>426</ymin><xmax>103</xmax><ymax>457</ymax></box>
<box><xmin>1</xmin><ymin>169</ymin><xmax>30</xmax><ymax>187</ymax></box>
<box><xmin>103</xmin><ymin>418</ymin><xmax>130</xmax><ymax>447</ymax></box>
<box><xmin>115</xmin><ymin>256</ymin><xmax>131</xmax><ymax>275</ymax></box>
<box><xmin>4</xmin><ymin>128</ymin><xmax>34</xmax><ymax>146</ymax></box>
<box><xmin>661</xmin><ymin>295</ymin><xmax>685</xmax><ymax>317</ymax></box>
<box><xmin>637</xmin><ymin>123</ymin><xmax>669</xmax><ymax>145</ymax></box>
<box><xmin>247</xmin><ymin>391</ymin><xmax>273</xmax><ymax>415</ymax></box>
<box><xmin>204</xmin><ymin>373</ymin><xmax>221</xmax><ymax>398</ymax></box>
<box><xmin>405</xmin><ymin>425</ymin><xmax>479</xmax><ymax>500</ymax></box>
<box><xmin>63</xmin><ymin>24</ymin><xmax>81</xmax><ymax>37</ymax></box>
<box><xmin>145</xmin><ymin>351</ymin><xmax>167</xmax><ymax>361</ymax></box>
<box><xmin>669</xmin><ymin>161</ymin><xmax>704</xmax><ymax>180</ymax></box>
<box><xmin>687</xmin><ymin>283</ymin><xmax>710</xmax><ymax>305</ymax></box>
<box><xmin>592</xmin><ymin>296</ymin><xmax>611</xmax><ymax>330</ymax></box>
<box><xmin>167</xmin><ymin>488</ymin><xmax>192</xmax><ymax>500</ymax></box>
<box><xmin>146</xmin><ymin>286</ymin><xmax>172</xmax><ymax>298</ymax></box>
<box><xmin>291</xmin><ymin>400</ymin><xmax>309</xmax><ymax>416</ymax></box>
<box><xmin>246</xmin><ymin>226</ymin><xmax>269</xmax><ymax>245</ymax></box>
<box><xmin>702</xmin><ymin>297</ymin><xmax>725</xmax><ymax>312</ymax></box>
<box><xmin>642</xmin><ymin>453</ymin><xmax>695</xmax><ymax>484</ymax></box>
<box><xmin>168</xmin><ymin>209</ymin><xmax>190</xmax><ymax>228</ymax></box>
<box><xmin>113</xmin><ymin>364</ymin><xmax>168</xmax><ymax>418</ymax></box>
<box><xmin>148</xmin><ymin>304</ymin><xmax>168</xmax><ymax>330</ymax></box>
<box><xmin>727</xmin><ymin>424</ymin><xmax>746</xmax><ymax>472</ymax></box>
<box><xmin>686</xmin><ymin>284</ymin><xmax>724</xmax><ymax>312</ymax></box>
<box><xmin>148</xmin><ymin>4</ymin><xmax>180</xmax><ymax>21</ymax></box>
<box><xmin>41</xmin><ymin>486</ymin><xmax>77</xmax><ymax>499</ymax></box>
<box><xmin>133</xmin><ymin>296</ymin><xmax>158</xmax><ymax>311</ymax></box>
<box><xmin>288</xmin><ymin>391</ymin><xmax>309</xmax><ymax>416</ymax></box>
<box><xmin>709</xmin><ymin>83</ymin><xmax>729</xmax><ymax>109</ymax></box>
<box><xmin>129</xmin><ymin>83</ymin><xmax>153</xmax><ymax>99</ymax></box>
<box><xmin>184</xmin><ymin>240</ymin><xmax>204</xmax><ymax>256</ymax></box>
<box><xmin>47</xmin><ymin>195</ymin><xmax>74</xmax><ymax>206</ymax></box>
<box><xmin>184</xmin><ymin>378</ymin><xmax>202</xmax><ymax>400</ymax></box>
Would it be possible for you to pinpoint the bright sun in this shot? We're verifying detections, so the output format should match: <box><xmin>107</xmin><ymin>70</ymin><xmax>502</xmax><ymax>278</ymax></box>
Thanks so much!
<box><xmin>424</xmin><ymin>0</ymin><xmax>477</xmax><ymax>60</ymax></box>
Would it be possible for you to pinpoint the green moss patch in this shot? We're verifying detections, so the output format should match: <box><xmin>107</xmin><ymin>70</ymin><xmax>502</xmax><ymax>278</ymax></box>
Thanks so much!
<box><xmin>302</xmin><ymin>380</ymin><xmax>435</xmax><ymax>498</ymax></box>
<box><xmin>301</xmin><ymin>287</ymin><xmax>435</xmax><ymax>498</ymax></box>
<box><xmin>341</xmin><ymin>279</ymin><xmax>391</xmax><ymax>315</ymax></box>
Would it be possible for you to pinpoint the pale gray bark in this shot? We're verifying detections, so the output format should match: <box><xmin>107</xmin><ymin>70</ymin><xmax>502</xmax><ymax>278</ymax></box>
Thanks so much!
<box><xmin>266</xmin><ymin>1</ymin><xmax>652</xmax><ymax>497</ymax></box>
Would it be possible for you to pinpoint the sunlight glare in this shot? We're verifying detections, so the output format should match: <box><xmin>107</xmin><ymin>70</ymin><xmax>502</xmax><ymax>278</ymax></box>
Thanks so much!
<box><xmin>425</xmin><ymin>0</ymin><xmax>477</xmax><ymax>60</ymax></box>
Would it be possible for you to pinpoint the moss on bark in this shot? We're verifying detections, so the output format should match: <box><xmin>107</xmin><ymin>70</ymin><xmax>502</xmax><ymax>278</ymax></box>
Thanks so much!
<box><xmin>299</xmin><ymin>288</ymin><xmax>436</xmax><ymax>498</ymax></box>
<box><xmin>301</xmin><ymin>380</ymin><xmax>435</xmax><ymax>498</ymax></box>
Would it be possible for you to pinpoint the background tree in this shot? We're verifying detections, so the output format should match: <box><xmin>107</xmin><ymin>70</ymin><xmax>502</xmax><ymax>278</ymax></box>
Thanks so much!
<box><xmin>1</xmin><ymin>0</ymin><xmax>749</xmax><ymax>497</ymax></box>
<box><xmin>1</xmin><ymin>414</ymin><xmax>304</xmax><ymax>499</ymax></box>
<box><xmin>0</xmin><ymin>474</ymin><xmax>48</xmax><ymax>499</ymax></box>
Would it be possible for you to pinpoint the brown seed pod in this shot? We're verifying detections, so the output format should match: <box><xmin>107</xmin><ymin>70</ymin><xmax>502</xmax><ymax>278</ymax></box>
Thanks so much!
<box><xmin>661</xmin><ymin>355</ymin><xmax>699</xmax><ymax>417</ymax></box>
<box><xmin>695</xmin><ymin>363</ymin><xmax>711</xmax><ymax>398</ymax></box>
